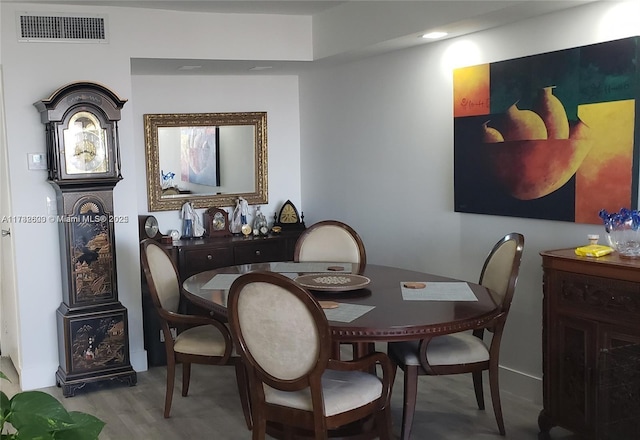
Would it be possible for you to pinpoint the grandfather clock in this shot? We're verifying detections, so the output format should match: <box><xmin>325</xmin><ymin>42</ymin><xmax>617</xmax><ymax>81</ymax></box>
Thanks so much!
<box><xmin>35</xmin><ymin>82</ymin><xmax>136</xmax><ymax>396</ymax></box>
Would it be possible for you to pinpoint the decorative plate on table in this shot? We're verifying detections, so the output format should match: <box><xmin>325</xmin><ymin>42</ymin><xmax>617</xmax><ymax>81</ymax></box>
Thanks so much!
<box><xmin>295</xmin><ymin>273</ymin><xmax>371</xmax><ymax>292</ymax></box>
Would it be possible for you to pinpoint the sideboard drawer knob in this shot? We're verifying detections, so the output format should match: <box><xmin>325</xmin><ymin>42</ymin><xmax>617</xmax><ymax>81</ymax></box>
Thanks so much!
<box><xmin>255</xmin><ymin>250</ymin><xmax>261</xmax><ymax>256</ymax></box>
<box><xmin>207</xmin><ymin>254</ymin><xmax>213</xmax><ymax>260</ymax></box>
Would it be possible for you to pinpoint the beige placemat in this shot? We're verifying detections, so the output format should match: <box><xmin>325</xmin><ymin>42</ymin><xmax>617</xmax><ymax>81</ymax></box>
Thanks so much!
<box><xmin>201</xmin><ymin>274</ymin><xmax>243</xmax><ymax>290</ymax></box>
<box><xmin>323</xmin><ymin>303</ymin><xmax>375</xmax><ymax>322</ymax></box>
<box><xmin>401</xmin><ymin>281</ymin><xmax>477</xmax><ymax>301</ymax></box>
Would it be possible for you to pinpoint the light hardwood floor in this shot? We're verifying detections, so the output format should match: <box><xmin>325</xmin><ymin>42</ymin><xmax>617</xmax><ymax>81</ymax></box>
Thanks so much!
<box><xmin>0</xmin><ymin>355</ymin><xmax>578</xmax><ymax>439</ymax></box>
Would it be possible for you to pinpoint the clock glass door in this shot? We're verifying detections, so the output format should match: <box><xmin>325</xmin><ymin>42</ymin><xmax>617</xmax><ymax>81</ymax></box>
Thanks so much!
<box><xmin>63</xmin><ymin>111</ymin><xmax>109</xmax><ymax>175</ymax></box>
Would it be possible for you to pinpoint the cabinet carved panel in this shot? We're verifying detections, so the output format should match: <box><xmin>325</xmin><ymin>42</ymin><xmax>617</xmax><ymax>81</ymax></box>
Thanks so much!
<box><xmin>556</xmin><ymin>273</ymin><xmax>640</xmax><ymax>317</ymax></box>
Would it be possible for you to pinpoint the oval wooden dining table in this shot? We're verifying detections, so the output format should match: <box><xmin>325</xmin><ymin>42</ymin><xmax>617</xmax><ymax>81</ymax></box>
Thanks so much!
<box><xmin>182</xmin><ymin>262</ymin><xmax>501</xmax><ymax>348</ymax></box>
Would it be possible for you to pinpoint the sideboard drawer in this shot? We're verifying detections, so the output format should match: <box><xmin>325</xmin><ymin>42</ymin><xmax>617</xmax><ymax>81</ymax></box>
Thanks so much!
<box><xmin>551</xmin><ymin>270</ymin><xmax>640</xmax><ymax>325</ymax></box>
<box><xmin>180</xmin><ymin>247</ymin><xmax>234</xmax><ymax>278</ymax></box>
<box><xmin>234</xmin><ymin>240</ymin><xmax>285</xmax><ymax>264</ymax></box>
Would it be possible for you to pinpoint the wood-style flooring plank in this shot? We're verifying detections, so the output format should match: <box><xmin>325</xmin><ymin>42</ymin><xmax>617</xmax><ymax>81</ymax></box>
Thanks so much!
<box><xmin>0</xmin><ymin>356</ymin><xmax>579</xmax><ymax>439</ymax></box>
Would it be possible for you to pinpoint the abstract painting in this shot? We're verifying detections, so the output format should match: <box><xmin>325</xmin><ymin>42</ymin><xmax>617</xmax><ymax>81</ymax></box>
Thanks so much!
<box><xmin>180</xmin><ymin>126</ymin><xmax>220</xmax><ymax>187</ymax></box>
<box><xmin>454</xmin><ymin>37</ymin><xmax>639</xmax><ymax>224</ymax></box>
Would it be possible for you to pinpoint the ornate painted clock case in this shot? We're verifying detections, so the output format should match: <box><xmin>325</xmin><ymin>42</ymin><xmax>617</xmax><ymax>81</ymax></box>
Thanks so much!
<box><xmin>35</xmin><ymin>82</ymin><xmax>136</xmax><ymax>396</ymax></box>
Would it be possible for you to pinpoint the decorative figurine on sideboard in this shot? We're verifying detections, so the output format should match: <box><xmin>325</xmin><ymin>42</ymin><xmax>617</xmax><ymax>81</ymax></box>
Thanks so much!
<box><xmin>231</xmin><ymin>196</ymin><xmax>251</xmax><ymax>236</ymax></box>
<box><xmin>180</xmin><ymin>201</ymin><xmax>205</xmax><ymax>239</ymax></box>
<box><xmin>181</xmin><ymin>201</ymin><xmax>195</xmax><ymax>238</ymax></box>
<box><xmin>253</xmin><ymin>205</ymin><xmax>269</xmax><ymax>236</ymax></box>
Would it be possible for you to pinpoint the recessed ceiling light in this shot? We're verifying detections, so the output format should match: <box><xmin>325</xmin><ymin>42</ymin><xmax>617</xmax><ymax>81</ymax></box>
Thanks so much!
<box><xmin>422</xmin><ymin>32</ymin><xmax>448</xmax><ymax>40</ymax></box>
<box><xmin>249</xmin><ymin>66</ymin><xmax>273</xmax><ymax>71</ymax></box>
<box><xmin>178</xmin><ymin>65</ymin><xmax>202</xmax><ymax>71</ymax></box>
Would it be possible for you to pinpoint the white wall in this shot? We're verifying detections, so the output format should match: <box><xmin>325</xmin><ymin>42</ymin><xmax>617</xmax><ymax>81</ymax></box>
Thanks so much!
<box><xmin>0</xmin><ymin>2</ymin><xmax>309</xmax><ymax>389</ymax></box>
<box><xmin>131</xmin><ymin>74</ymin><xmax>302</xmax><ymax>231</ymax></box>
<box><xmin>299</xmin><ymin>0</ymin><xmax>640</xmax><ymax>403</ymax></box>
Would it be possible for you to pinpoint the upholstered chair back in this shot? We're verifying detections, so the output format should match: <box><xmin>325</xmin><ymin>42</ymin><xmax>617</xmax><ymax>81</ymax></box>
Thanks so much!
<box><xmin>229</xmin><ymin>271</ymin><xmax>332</xmax><ymax>390</ymax></box>
<box><xmin>295</xmin><ymin>220</ymin><xmax>367</xmax><ymax>274</ymax></box>
<box><xmin>237</xmin><ymin>281</ymin><xmax>322</xmax><ymax>380</ymax></box>
<box><xmin>479</xmin><ymin>233</ymin><xmax>524</xmax><ymax>315</ymax></box>
<box><xmin>143</xmin><ymin>242</ymin><xmax>181</xmax><ymax>313</ymax></box>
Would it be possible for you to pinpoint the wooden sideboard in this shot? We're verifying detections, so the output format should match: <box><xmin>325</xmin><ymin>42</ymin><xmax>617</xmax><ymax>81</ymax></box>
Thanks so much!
<box><xmin>539</xmin><ymin>249</ymin><xmax>640</xmax><ymax>439</ymax></box>
<box><xmin>141</xmin><ymin>231</ymin><xmax>303</xmax><ymax>366</ymax></box>
<box><xmin>172</xmin><ymin>232</ymin><xmax>302</xmax><ymax>279</ymax></box>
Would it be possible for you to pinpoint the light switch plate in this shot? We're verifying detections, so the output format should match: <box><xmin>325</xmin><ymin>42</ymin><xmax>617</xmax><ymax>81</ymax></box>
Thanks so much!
<box><xmin>28</xmin><ymin>153</ymin><xmax>47</xmax><ymax>170</ymax></box>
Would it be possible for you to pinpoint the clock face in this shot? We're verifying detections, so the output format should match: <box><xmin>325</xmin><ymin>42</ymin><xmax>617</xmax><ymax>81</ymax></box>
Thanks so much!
<box><xmin>280</xmin><ymin>204</ymin><xmax>298</xmax><ymax>223</ymax></box>
<box><xmin>144</xmin><ymin>216</ymin><xmax>159</xmax><ymax>238</ymax></box>
<box><xmin>63</xmin><ymin>111</ymin><xmax>108</xmax><ymax>174</ymax></box>
<box><xmin>212</xmin><ymin>212</ymin><xmax>226</xmax><ymax>230</ymax></box>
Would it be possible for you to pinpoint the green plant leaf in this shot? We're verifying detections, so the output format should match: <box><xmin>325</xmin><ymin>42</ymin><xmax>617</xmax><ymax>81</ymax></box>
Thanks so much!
<box><xmin>51</xmin><ymin>412</ymin><xmax>105</xmax><ymax>440</ymax></box>
<box><xmin>1</xmin><ymin>391</ymin><xmax>10</xmax><ymax>415</ymax></box>
<box><xmin>0</xmin><ymin>373</ymin><xmax>104</xmax><ymax>440</ymax></box>
<box><xmin>9</xmin><ymin>391</ymin><xmax>73</xmax><ymax>432</ymax></box>
<box><xmin>0</xmin><ymin>372</ymin><xmax>10</xmax><ymax>382</ymax></box>
<box><xmin>11</xmin><ymin>423</ymin><xmax>56</xmax><ymax>440</ymax></box>
<box><xmin>0</xmin><ymin>391</ymin><xmax>10</xmax><ymax>438</ymax></box>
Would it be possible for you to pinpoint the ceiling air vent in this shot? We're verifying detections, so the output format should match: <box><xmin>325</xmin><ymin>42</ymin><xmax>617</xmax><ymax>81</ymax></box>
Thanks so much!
<box><xmin>17</xmin><ymin>12</ymin><xmax>108</xmax><ymax>43</ymax></box>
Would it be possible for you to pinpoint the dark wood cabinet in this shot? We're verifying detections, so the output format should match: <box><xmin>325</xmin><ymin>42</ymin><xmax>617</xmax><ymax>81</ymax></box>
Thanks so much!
<box><xmin>173</xmin><ymin>231</ymin><xmax>301</xmax><ymax>279</ymax></box>
<box><xmin>177</xmin><ymin>245</ymin><xmax>234</xmax><ymax>279</ymax></box>
<box><xmin>141</xmin><ymin>231</ymin><xmax>303</xmax><ymax>366</ymax></box>
<box><xmin>539</xmin><ymin>249</ymin><xmax>640</xmax><ymax>439</ymax></box>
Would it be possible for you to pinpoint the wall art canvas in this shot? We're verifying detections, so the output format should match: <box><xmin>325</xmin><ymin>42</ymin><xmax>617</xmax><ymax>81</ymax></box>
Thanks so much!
<box><xmin>454</xmin><ymin>37</ymin><xmax>639</xmax><ymax>224</ymax></box>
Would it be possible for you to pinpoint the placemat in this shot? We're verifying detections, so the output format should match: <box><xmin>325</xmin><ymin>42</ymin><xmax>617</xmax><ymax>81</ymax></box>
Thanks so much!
<box><xmin>323</xmin><ymin>303</ymin><xmax>375</xmax><ymax>323</ymax></box>
<box><xmin>201</xmin><ymin>273</ymin><xmax>243</xmax><ymax>290</ymax></box>
<box><xmin>401</xmin><ymin>281</ymin><xmax>478</xmax><ymax>301</ymax></box>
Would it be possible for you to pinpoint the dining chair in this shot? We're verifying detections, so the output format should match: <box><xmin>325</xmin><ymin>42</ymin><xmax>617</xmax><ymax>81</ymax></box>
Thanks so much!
<box><xmin>227</xmin><ymin>271</ymin><xmax>395</xmax><ymax>440</ymax></box>
<box><xmin>294</xmin><ymin>220</ymin><xmax>370</xmax><ymax>359</ymax></box>
<box><xmin>387</xmin><ymin>232</ymin><xmax>525</xmax><ymax>439</ymax></box>
<box><xmin>294</xmin><ymin>220</ymin><xmax>367</xmax><ymax>275</ymax></box>
<box><xmin>140</xmin><ymin>239</ymin><xmax>251</xmax><ymax>425</ymax></box>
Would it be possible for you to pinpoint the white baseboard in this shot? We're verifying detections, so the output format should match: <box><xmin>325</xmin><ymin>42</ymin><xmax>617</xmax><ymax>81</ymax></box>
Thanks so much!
<box><xmin>500</xmin><ymin>365</ymin><xmax>543</xmax><ymax>406</ymax></box>
<box><xmin>130</xmin><ymin>348</ymin><xmax>148</xmax><ymax>372</ymax></box>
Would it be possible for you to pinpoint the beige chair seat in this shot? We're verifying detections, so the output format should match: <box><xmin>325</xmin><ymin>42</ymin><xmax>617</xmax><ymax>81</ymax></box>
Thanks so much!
<box><xmin>388</xmin><ymin>333</ymin><xmax>490</xmax><ymax>367</ymax></box>
<box><xmin>174</xmin><ymin>325</ymin><xmax>230</xmax><ymax>356</ymax></box>
<box><xmin>264</xmin><ymin>369</ymin><xmax>383</xmax><ymax>416</ymax></box>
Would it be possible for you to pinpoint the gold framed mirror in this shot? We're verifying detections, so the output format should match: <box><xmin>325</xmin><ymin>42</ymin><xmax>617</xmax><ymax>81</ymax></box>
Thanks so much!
<box><xmin>144</xmin><ymin>112</ymin><xmax>267</xmax><ymax>211</ymax></box>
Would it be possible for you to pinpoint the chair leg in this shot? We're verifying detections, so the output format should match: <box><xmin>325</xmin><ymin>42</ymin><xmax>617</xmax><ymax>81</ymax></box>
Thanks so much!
<box><xmin>164</xmin><ymin>358</ymin><xmax>176</xmax><ymax>418</ymax></box>
<box><xmin>488</xmin><ymin>364</ymin><xmax>505</xmax><ymax>435</ymax></box>
<box><xmin>472</xmin><ymin>370</ymin><xmax>485</xmax><ymax>410</ymax></box>
<box><xmin>182</xmin><ymin>362</ymin><xmax>191</xmax><ymax>397</ymax></box>
<box><xmin>234</xmin><ymin>361</ymin><xmax>253</xmax><ymax>430</ymax></box>
<box><xmin>401</xmin><ymin>365</ymin><xmax>419</xmax><ymax>440</ymax></box>
<box><xmin>375</xmin><ymin>405</ymin><xmax>394</xmax><ymax>440</ymax></box>
<box><xmin>252</xmin><ymin>410</ymin><xmax>266</xmax><ymax>440</ymax></box>
<box><xmin>331</xmin><ymin>341</ymin><xmax>342</xmax><ymax>360</ymax></box>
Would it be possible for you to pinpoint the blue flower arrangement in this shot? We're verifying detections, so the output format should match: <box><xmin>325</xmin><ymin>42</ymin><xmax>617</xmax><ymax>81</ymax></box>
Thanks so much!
<box><xmin>599</xmin><ymin>208</ymin><xmax>640</xmax><ymax>258</ymax></box>
<box><xmin>599</xmin><ymin>208</ymin><xmax>640</xmax><ymax>232</ymax></box>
